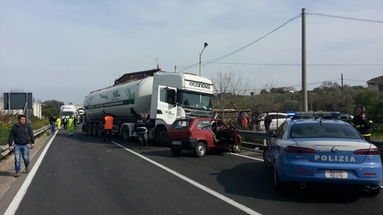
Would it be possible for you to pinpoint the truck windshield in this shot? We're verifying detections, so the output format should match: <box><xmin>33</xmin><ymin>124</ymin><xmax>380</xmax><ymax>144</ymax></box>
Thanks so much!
<box><xmin>62</xmin><ymin>111</ymin><xmax>74</xmax><ymax>117</ymax></box>
<box><xmin>177</xmin><ymin>91</ymin><xmax>212</xmax><ymax>111</ymax></box>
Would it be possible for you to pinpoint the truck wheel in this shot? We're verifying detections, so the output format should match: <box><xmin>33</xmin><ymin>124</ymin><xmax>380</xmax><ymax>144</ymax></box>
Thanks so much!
<box><xmin>195</xmin><ymin>142</ymin><xmax>207</xmax><ymax>157</ymax></box>
<box><xmin>97</xmin><ymin>127</ymin><xmax>103</xmax><ymax>137</ymax></box>
<box><xmin>89</xmin><ymin>124</ymin><xmax>94</xmax><ymax>136</ymax></box>
<box><xmin>86</xmin><ymin>124</ymin><xmax>91</xmax><ymax>136</ymax></box>
<box><xmin>92</xmin><ymin>124</ymin><xmax>98</xmax><ymax>137</ymax></box>
<box><xmin>122</xmin><ymin>126</ymin><xmax>130</xmax><ymax>142</ymax></box>
<box><xmin>154</xmin><ymin>126</ymin><xmax>167</xmax><ymax>145</ymax></box>
<box><xmin>171</xmin><ymin>147</ymin><xmax>182</xmax><ymax>156</ymax></box>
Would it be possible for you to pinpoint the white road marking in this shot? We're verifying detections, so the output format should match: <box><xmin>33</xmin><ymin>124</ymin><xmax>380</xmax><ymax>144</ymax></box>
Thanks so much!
<box><xmin>4</xmin><ymin>131</ymin><xmax>58</xmax><ymax>215</ymax></box>
<box><xmin>228</xmin><ymin>153</ymin><xmax>264</xmax><ymax>162</ymax></box>
<box><xmin>112</xmin><ymin>141</ymin><xmax>262</xmax><ymax>215</ymax></box>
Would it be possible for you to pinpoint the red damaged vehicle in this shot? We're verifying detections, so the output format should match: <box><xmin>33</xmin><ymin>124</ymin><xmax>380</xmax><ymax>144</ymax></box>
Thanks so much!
<box><xmin>167</xmin><ymin>118</ymin><xmax>241</xmax><ymax>157</ymax></box>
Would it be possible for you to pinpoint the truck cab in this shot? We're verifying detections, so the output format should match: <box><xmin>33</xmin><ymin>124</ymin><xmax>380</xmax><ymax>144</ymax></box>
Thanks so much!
<box><xmin>149</xmin><ymin>73</ymin><xmax>214</xmax><ymax>143</ymax></box>
<box><xmin>167</xmin><ymin>118</ymin><xmax>241</xmax><ymax>157</ymax></box>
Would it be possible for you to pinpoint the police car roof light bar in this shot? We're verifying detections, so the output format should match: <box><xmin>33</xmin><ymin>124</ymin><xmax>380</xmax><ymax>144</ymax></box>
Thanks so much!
<box><xmin>288</xmin><ymin>111</ymin><xmax>341</xmax><ymax>119</ymax></box>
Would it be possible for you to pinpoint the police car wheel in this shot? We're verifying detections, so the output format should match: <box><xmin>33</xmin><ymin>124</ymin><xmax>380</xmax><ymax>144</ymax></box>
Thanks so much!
<box><xmin>263</xmin><ymin>148</ymin><xmax>274</xmax><ymax>168</ymax></box>
<box><xmin>364</xmin><ymin>187</ymin><xmax>381</xmax><ymax>197</ymax></box>
<box><xmin>195</xmin><ymin>142</ymin><xmax>207</xmax><ymax>157</ymax></box>
<box><xmin>274</xmin><ymin>165</ymin><xmax>286</xmax><ymax>192</ymax></box>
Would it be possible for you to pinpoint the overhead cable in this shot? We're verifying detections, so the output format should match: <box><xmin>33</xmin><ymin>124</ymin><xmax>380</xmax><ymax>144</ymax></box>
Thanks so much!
<box><xmin>178</xmin><ymin>14</ymin><xmax>301</xmax><ymax>73</ymax></box>
<box><xmin>307</xmin><ymin>12</ymin><xmax>383</xmax><ymax>24</ymax></box>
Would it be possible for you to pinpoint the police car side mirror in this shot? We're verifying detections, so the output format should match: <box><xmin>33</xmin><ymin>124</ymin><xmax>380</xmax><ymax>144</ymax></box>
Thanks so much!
<box><xmin>266</xmin><ymin>131</ymin><xmax>274</xmax><ymax>138</ymax></box>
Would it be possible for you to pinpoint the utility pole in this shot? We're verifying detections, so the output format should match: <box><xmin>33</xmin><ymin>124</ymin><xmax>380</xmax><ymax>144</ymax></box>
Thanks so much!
<box><xmin>199</xmin><ymin>42</ymin><xmax>208</xmax><ymax>76</ymax></box>
<box><xmin>174</xmin><ymin>65</ymin><xmax>177</xmax><ymax>73</ymax></box>
<box><xmin>301</xmin><ymin>8</ymin><xmax>308</xmax><ymax>112</ymax></box>
<box><xmin>341</xmin><ymin>73</ymin><xmax>344</xmax><ymax>87</ymax></box>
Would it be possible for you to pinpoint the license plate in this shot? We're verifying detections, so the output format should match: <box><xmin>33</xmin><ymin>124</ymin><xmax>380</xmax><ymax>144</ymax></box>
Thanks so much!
<box><xmin>172</xmin><ymin>141</ymin><xmax>182</xmax><ymax>145</ymax></box>
<box><xmin>325</xmin><ymin>170</ymin><xmax>348</xmax><ymax>179</ymax></box>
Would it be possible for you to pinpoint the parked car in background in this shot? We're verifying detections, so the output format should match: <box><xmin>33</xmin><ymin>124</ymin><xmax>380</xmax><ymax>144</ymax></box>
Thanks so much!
<box><xmin>167</xmin><ymin>118</ymin><xmax>241</xmax><ymax>157</ymax></box>
<box><xmin>259</xmin><ymin>112</ymin><xmax>289</xmax><ymax>131</ymax></box>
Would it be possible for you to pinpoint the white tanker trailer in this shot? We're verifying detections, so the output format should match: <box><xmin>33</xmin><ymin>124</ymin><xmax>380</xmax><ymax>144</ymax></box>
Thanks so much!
<box><xmin>83</xmin><ymin>70</ymin><xmax>214</xmax><ymax>143</ymax></box>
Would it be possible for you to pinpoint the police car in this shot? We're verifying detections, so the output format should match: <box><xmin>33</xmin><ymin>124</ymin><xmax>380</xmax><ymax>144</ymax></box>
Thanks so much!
<box><xmin>263</xmin><ymin>112</ymin><xmax>382</xmax><ymax>196</ymax></box>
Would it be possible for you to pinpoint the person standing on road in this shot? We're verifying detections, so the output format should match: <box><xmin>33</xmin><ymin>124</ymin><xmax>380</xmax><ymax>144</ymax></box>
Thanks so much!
<box><xmin>103</xmin><ymin>113</ymin><xmax>114</xmax><ymax>142</ymax></box>
<box><xmin>352</xmin><ymin>107</ymin><xmax>374</xmax><ymax>142</ymax></box>
<box><xmin>49</xmin><ymin>115</ymin><xmax>56</xmax><ymax>133</ymax></box>
<box><xmin>131</xmin><ymin>108</ymin><xmax>150</xmax><ymax>149</ymax></box>
<box><xmin>264</xmin><ymin>113</ymin><xmax>272</xmax><ymax>132</ymax></box>
<box><xmin>7</xmin><ymin>115</ymin><xmax>35</xmax><ymax>177</ymax></box>
<box><xmin>67</xmin><ymin>116</ymin><xmax>75</xmax><ymax>136</ymax></box>
<box><xmin>56</xmin><ymin>117</ymin><xmax>62</xmax><ymax>130</ymax></box>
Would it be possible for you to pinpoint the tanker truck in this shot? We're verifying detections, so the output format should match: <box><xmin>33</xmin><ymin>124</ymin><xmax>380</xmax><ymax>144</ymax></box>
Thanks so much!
<box><xmin>82</xmin><ymin>69</ymin><xmax>214</xmax><ymax>144</ymax></box>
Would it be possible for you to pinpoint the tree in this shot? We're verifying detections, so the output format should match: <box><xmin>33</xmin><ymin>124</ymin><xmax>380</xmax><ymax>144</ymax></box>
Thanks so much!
<box><xmin>42</xmin><ymin>100</ymin><xmax>64</xmax><ymax>117</ymax></box>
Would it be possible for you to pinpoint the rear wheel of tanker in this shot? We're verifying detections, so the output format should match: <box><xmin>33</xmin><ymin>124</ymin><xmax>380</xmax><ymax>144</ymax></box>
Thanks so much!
<box><xmin>97</xmin><ymin>126</ymin><xmax>103</xmax><ymax>137</ymax></box>
<box><xmin>195</xmin><ymin>142</ymin><xmax>207</xmax><ymax>157</ymax></box>
<box><xmin>91</xmin><ymin>124</ymin><xmax>97</xmax><ymax>137</ymax></box>
<box><xmin>154</xmin><ymin>126</ymin><xmax>167</xmax><ymax>145</ymax></box>
<box><xmin>122</xmin><ymin>126</ymin><xmax>130</xmax><ymax>142</ymax></box>
<box><xmin>86</xmin><ymin>124</ymin><xmax>91</xmax><ymax>136</ymax></box>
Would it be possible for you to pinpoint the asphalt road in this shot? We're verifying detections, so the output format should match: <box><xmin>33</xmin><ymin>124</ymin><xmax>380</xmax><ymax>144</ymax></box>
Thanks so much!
<box><xmin>10</xmin><ymin>128</ymin><xmax>383</xmax><ymax>215</ymax></box>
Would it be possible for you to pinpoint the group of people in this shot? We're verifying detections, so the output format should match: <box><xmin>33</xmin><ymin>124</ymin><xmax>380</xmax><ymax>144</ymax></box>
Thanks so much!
<box><xmin>103</xmin><ymin>109</ymin><xmax>151</xmax><ymax>149</ymax></box>
<box><xmin>238</xmin><ymin>112</ymin><xmax>272</xmax><ymax>131</ymax></box>
<box><xmin>49</xmin><ymin>115</ymin><xmax>81</xmax><ymax>136</ymax></box>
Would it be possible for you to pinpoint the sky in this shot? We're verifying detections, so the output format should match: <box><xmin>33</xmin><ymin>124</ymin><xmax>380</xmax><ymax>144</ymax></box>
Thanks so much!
<box><xmin>1</xmin><ymin>0</ymin><xmax>383</xmax><ymax>105</ymax></box>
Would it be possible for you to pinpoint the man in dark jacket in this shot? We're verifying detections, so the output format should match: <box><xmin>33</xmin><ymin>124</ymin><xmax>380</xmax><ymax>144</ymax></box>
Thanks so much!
<box><xmin>264</xmin><ymin>113</ymin><xmax>272</xmax><ymax>132</ymax></box>
<box><xmin>8</xmin><ymin>115</ymin><xmax>35</xmax><ymax>177</ymax></box>
<box><xmin>49</xmin><ymin>115</ymin><xmax>56</xmax><ymax>133</ymax></box>
<box><xmin>131</xmin><ymin>108</ymin><xmax>150</xmax><ymax>149</ymax></box>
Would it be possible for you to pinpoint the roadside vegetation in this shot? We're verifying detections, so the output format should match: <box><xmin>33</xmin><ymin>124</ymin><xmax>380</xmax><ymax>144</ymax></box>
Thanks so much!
<box><xmin>212</xmin><ymin>72</ymin><xmax>383</xmax><ymax>139</ymax></box>
<box><xmin>0</xmin><ymin>113</ymin><xmax>49</xmax><ymax>145</ymax></box>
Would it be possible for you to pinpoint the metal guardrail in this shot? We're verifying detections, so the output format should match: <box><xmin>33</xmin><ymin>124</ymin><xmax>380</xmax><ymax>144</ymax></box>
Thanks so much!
<box><xmin>0</xmin><ymin>124</ymin><xmax>50</xmax><ymax>159</ymax></box>
<box><xmin>238</xmin><ymin>130</ymin><xmax>268</xmax><ymax>150</ymax></box>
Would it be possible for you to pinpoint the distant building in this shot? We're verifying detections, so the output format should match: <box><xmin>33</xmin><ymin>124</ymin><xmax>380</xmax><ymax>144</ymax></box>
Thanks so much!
<box><xmin>367</xmin><ymin>76</ymin><xmax>383</xmax><ymax>92</ymax></box>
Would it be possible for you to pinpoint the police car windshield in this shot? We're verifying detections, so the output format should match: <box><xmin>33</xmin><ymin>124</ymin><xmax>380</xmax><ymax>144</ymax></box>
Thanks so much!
<box><xmin>177</xmin><ymin>91</ymin><xmax>212</xmax><ymax>111</ymax></box>
<box><xmin>291</xmin><ymin>123</ymin><xmax>362</xmax><ymax>139</ymax></box>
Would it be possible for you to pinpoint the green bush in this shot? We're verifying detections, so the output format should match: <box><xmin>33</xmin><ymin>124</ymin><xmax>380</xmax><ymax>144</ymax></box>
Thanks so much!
<box><xmin>0</xmin><ymin>113</ymin><xmax>49</xmax><ymax>145</ymax></box>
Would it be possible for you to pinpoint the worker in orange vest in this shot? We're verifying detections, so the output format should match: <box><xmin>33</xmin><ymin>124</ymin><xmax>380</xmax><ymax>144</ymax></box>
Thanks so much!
<box><xmin>241</xmin><ymin>116</ymin><xmax>248</xmax><ymax>128</ymax></box>
<box><xmin>103</xmin><ymin>113</ymin><xmax>114</xmax><ymax>142</ymax></box>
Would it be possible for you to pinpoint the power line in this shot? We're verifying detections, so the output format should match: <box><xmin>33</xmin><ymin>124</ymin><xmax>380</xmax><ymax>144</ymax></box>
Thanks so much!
<box><xmin>207</xmin><ymin>62</ymin><xmax>383</xmax><ymax>67</ymax></box>
<box><xmin>178</xmin><ymin>14</ymin><xmax>301</xmax><ymax>73</ymax></box>
<box><xmin>216</xmin><ymin>78</ymin><xmax>367</xmax><ymax>94</ymax></box>
<box><xmin>307</xmin><ymin>12</ymin><xmax>383</xmax><ymax>24</ymax></box>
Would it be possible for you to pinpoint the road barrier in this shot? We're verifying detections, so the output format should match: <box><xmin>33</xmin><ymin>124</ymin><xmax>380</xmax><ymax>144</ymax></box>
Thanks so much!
<box><xmin>0</xmin><ymin>124</ymin><xmax>50</xmax><ymax>159</ymax></box>
<box><xmin>238</xmin><ymin>130</ymin><xmax>268</xmax><ymax>150</ymax></box>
